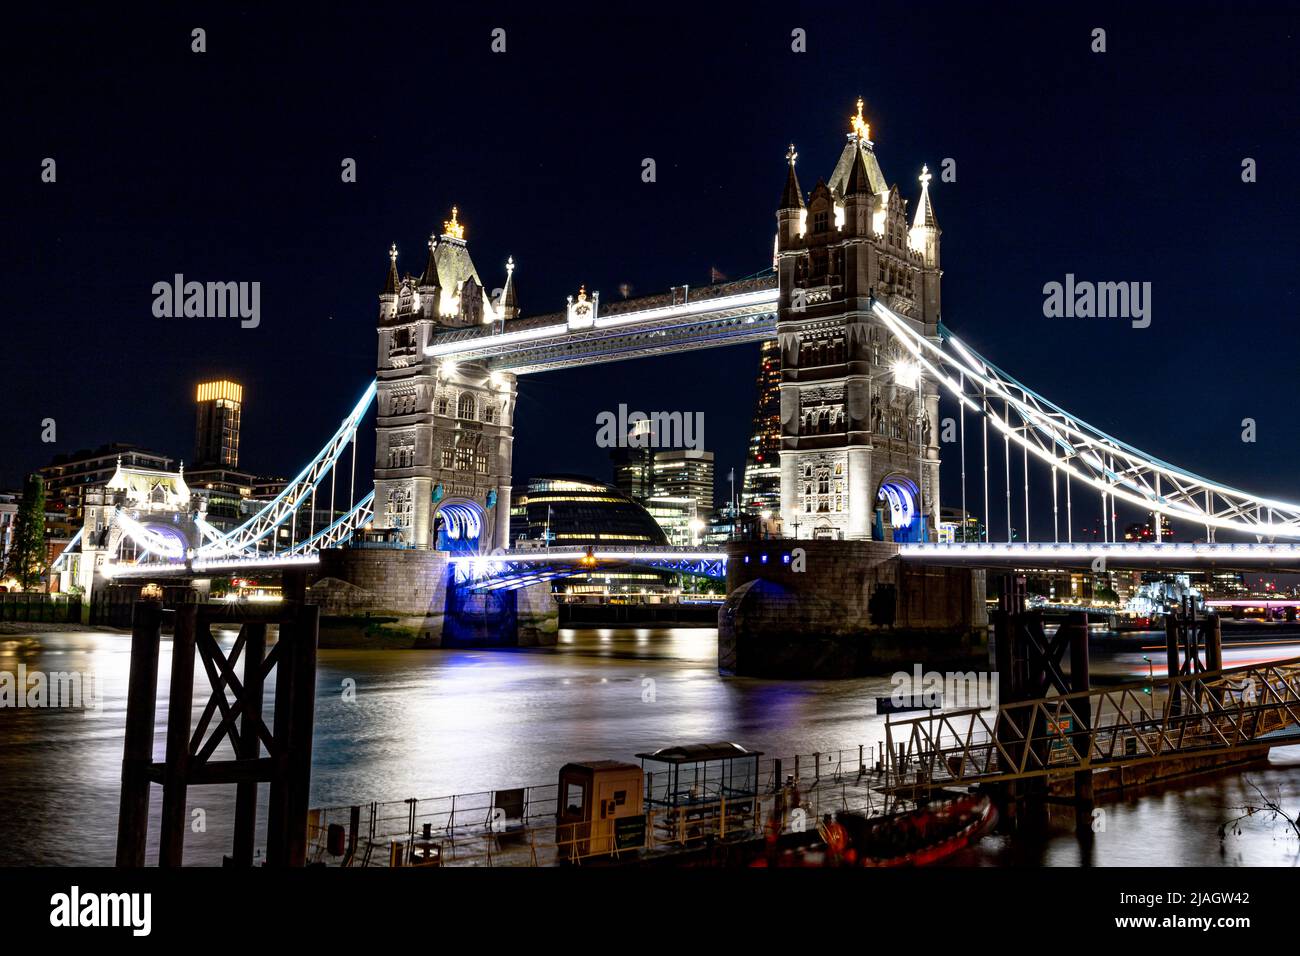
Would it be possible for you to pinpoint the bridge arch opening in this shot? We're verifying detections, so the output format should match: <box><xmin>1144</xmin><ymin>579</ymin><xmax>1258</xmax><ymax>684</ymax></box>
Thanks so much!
<box><xmin>115</xmin><ymin>519</ymin><xmax>190</xmax><ymax>565</ymax></box>
<box><xmin>434</xmin><ymin>498</ymin><xmax>487</xmax><ymax>554</ymax></box>
<box><xmin>875</xmin><ymin>474</ymin><xmax>925</xmax><ymax>543</ymax></box>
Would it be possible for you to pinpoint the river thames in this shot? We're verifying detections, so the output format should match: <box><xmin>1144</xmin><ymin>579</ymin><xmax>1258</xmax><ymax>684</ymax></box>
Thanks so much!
<box><xmin>1</xmin><ymin>625</ymin><xmax>1298</xmax><ymax>866</ymax></box>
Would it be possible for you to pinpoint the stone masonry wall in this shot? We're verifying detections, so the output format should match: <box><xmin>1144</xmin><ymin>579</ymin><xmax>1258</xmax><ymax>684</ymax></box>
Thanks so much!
<box><xmin>719</xmin><ymin>539</ymin><xmax>987</xmax><ymax>677</ymax></box>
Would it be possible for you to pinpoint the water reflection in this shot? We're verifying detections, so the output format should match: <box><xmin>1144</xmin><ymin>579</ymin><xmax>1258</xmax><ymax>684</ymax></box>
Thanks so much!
<box><xmin>1</xmin><ymin>627</ymin><xmax>1297</xmax><ymax>866</ymax></box>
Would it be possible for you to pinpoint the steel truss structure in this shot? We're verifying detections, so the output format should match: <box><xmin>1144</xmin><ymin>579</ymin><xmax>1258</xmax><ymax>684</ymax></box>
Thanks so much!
<box><xmin>424</xmin><ymin>279</ymin><xmax>779</xmax><ymax>374</ymax></box>
<box><xmin>874</xmin><ymin>300</ymin><xmax>1300</xmax><ymax>541</ymax></box>
<box><xmin>884</xmin><ymin>657</ymin><xmax>1300</xmax><ymax>791</ymax></box>
<box><xmin>195</xmin><ymin>381</ymin><xmax>376</xmax><ymax>560</ymax></box>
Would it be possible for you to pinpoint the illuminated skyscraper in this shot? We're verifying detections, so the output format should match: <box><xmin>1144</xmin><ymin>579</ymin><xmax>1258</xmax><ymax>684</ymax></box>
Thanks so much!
<box><xmin>194</xmin><ymin>379</ymin><xmax>243</xmax><ymax>467</ymax></box>
<box><xmin>652</xmin><ymin>450</ymin><xmax>714</xmax><ymax>515</ymax></box>
<box><xmin>740</xmin><ymin>339</ymin><xmax>781</xmax><ymax>515</ymax></box>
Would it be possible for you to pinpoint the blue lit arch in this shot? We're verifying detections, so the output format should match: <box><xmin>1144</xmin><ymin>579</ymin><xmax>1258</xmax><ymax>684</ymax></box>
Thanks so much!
<box><xmin>877</xmin><ymin>475</ymin><xmax>925</xmax><ymax>543</ymax></box>
<box><xmin>434</xmin><ymin>498</ymin><xmax>486</xmax><ymax>554</ymax></box>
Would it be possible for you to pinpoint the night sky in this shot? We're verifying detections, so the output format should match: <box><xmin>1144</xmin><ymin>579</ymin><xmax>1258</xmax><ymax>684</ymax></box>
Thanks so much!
<box><xmin>2</xmin><ymin>4</ymin><xmax>1297</xmax><ymax>540</ymax></box>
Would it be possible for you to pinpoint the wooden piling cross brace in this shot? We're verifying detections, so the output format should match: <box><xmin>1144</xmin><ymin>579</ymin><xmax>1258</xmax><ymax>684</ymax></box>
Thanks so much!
<box><xmin>114</xmin><ymin>602</ymin><xmax>319</xmax><ymax>868</ymax></box>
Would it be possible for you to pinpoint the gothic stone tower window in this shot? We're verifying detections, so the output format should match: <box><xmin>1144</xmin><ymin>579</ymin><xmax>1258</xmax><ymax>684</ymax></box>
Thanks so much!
<box><xmin>385</xmin><ymin>488</ymin><xmax>413</xmax><ymax>536</ymax></box>
<box><xmin>457</xmin><ymin>393</ymin><xmax>476</xmax><ymax>421</ymax></box>
<box><xmin>801</xmin><ymin>458</ymin><xmax>846</xmax><ymax>515</ymax></box>
<box><xmin>388</xmin><ymin>432</ymin><xmax>415</xmax><ymax>469</ymax></box>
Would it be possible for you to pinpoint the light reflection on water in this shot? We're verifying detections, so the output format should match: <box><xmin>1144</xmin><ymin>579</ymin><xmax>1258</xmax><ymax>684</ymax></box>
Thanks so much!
<box><xmin>1</xmin><ymin>627</ymin><xmax>1298</xmax><ymax>866</ymax></box>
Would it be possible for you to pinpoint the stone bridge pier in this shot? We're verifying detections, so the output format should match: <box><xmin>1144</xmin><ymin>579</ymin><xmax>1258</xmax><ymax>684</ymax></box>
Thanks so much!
<box><xmin>718</xmin><ymin>539</ymin><xmax>986</xmax><ymax>678</ymax></box>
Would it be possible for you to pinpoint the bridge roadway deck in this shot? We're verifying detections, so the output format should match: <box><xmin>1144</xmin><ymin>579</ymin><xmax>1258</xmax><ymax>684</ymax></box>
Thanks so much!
<box><xmin>100</xmin><ymin>540</ymin><xmax>1300</xmax><ymax>581</ymax></box>
<box><xmin>898</xmin><ymin>541</ymin><xmax>1300</xmax><ymax>572</ymax></box>
<box><xmin>423</xmin><ymin>276</ymin><xmax>778</xmax><ymax>374</ymax></box>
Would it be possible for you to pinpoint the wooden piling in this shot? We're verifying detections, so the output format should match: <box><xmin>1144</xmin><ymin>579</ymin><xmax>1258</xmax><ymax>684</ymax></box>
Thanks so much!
<box><xmin>287</xmin><ymin>605</ymin><xmax>320</xmax><ymax>867</ymax></box>
<box><xmin>232</xmin><ymin>622</ymin><xmax>267</xmax><ymax>866</ymax></box>
<box><xmin>115</xmin><ymin>600</ymin><xmax>163</xmax><ymax>867</ymax></box>
<box><xmin>159</xmin><ymin>603</ymin><xmax>198</xmax><ymax>867</ymax></box>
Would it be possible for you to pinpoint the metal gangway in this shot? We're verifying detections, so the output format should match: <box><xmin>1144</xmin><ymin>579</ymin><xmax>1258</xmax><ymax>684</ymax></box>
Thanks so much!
<box><xmin>883</xmin><ymin>657</ymin><xmax>1300</xmax><ymax>794</ymax></box>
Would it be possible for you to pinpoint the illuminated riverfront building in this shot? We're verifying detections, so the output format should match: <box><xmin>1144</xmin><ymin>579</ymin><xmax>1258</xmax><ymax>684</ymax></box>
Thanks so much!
<box><xmin>741</xmin><ymin>339</ymin><xmax>781</xmax><ymax>516</ymax></box>
<box><xmin>40</xmin><ymin>442</ymin><xmax>174</xmax><ymax>525</ymax></box>
<box><xmin>651</xmin><ymin>450</ymin><xmax>714</xmax><ymax>516</ymax></box>
<box><xmin>643</xmin><ymin>495</ymin><xmax>701</xmax><ymax>546</ymax></box>
<box><xmin>194</xmin><ymin>379</ymin><xmax>243</xmax><ymax>467</ymax></box>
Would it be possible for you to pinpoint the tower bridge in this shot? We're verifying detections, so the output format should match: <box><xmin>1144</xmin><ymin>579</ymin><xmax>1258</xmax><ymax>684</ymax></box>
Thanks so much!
<box><xmin>52</xmin><ymin>98</ymin><xmax>1300</xmax><ymax>673</ymax></box>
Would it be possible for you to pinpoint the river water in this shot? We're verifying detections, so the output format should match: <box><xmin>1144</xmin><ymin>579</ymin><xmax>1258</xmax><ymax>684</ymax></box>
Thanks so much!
<box><xmin>1</xmin><ymin>626</ymin><xmax>1297</xmax><ymax>866</ymax></box>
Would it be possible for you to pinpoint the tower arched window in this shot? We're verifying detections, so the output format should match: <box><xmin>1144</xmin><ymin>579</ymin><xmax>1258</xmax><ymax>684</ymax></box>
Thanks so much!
<box><xmin>457</xmin><ymin>393</ymin><xmax>476</xmax><ymax>420</ymax></box>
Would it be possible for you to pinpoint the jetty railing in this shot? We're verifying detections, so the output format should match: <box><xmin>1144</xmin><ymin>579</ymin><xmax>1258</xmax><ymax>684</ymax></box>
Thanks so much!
<box><xmin>883</xmin><ymin>656</ymin><xmax>1300</xmax><ymax>793</ymax></box>
<box><xmin>307</xmin><ymin>744</ymin><xmax>901</xmax><ymax>867</ymax></box>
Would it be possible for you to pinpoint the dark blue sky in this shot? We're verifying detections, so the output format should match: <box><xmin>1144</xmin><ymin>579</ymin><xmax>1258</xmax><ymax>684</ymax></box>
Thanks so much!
<box><xmin>2</xmin><ymin>3</ymin><xmax>1297</xmax><ymax>537</ymax></box>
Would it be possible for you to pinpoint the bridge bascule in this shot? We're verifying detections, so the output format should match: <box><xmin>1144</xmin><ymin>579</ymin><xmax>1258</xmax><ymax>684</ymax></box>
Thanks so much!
<box><xmin>53</xmin><ymin>99</ymin><xmax>1300</xmax><ymax>596</ymax></box>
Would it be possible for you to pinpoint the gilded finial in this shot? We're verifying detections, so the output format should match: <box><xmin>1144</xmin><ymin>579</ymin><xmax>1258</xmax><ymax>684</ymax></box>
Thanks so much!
<box><xmin>850</xmin><ymin>96</ymin><xmax>870</xmax><ymax>141</ymax></box>
<box><xmin>443</xmin><ymin>205</ymin><xmax>465</xmax><ymax>240</ymax></box>
<box><xmin>919</xmin><ymin>164</ymin><xmax>932</xmax><ymax>188</ymax></box>
<box><xmin>786</xmin><ymin>143</ymin><xmax>798</xmax><ymax>166</ymax></box>
<box><xmin>389</xmin><ymin>242</ymin><xmax>398</xmax><ymax>262</ymax></box>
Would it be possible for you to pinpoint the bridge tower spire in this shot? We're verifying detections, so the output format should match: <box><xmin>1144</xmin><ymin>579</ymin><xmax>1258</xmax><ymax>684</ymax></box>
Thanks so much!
<box><xmin>499</xmin><ymin>256</ymin><xmax>519</xmax><ymax>320</ymax></box>
<box><xmin>908</xmin><ymin>164</ymin><xmax>942</xmax><ymax>323</ymax></box>
<box><xmin>776</xmin><ymin>143</ymin><xmax>805</xmax><ymax>252</ymax></box>
<box><xmin>380</xmin><ymin>243</ymin><xmax>400</xmax><ymax>318</ymax></box>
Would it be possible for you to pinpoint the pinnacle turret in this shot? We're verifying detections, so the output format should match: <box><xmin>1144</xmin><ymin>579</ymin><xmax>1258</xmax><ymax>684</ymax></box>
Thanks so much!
<box><xmin>381</xmin><ymin>243</ymin><xmax>399</xmax><ymax>295</ymax></box>
<box><xmin>500</xmin><ymin>256</ymin><xmax>519</xmax><ymax>319</ymax></box>
<box><xmin>780</xmin><ymin>143</ymin><xmax>804</xmax><ymax>209</ymax></box>
<box><xmin>420</xmin><ymin>233</ymin><xmax>439</xmax><ymax>289</ymax></box>
<box><xmin>911</xmin><ymin>164</ymin><xmax>938</xmax><ymax>230</ymax></box>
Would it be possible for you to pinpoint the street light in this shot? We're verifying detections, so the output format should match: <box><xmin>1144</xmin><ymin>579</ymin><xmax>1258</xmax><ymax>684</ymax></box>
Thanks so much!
<box><xmin>891</xmin><ymin>359</ymin><xmax>921</xmax><ymax>390</ymax></box>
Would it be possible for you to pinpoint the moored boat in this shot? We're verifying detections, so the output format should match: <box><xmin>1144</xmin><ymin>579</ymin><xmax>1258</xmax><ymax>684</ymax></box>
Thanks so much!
<box><xmin>757</xmin><ymin>794</ymin><xmax>997</xmax><ymax>868</ymax></box>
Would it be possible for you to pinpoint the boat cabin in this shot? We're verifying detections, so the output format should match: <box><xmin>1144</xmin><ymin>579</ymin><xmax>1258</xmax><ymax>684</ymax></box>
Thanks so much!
<box><xmin>555</xmin><ymin>760</ymin><xmax>644</xmax><ymax>860</ymax></box>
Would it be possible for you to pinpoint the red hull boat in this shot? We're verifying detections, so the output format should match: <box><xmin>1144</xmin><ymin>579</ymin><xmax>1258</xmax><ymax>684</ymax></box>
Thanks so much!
<box><xmin>757</xmin><ymin>794</ymin><xmax>997</xmax><ymax>868</ymax></box>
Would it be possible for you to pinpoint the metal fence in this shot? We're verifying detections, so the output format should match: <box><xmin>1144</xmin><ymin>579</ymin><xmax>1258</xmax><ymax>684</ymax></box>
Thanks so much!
<box><xmin>307</xmin><ymin>745</ymin><xmax>902</xmax><ymax>867</ymax></box>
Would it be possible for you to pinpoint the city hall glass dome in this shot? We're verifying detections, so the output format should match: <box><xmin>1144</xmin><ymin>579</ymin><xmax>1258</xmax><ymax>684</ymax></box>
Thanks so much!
<box><xmin>509</xmin><ymin>475</ymin><xmax>668</xmax><ymax>548</ymax></box>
